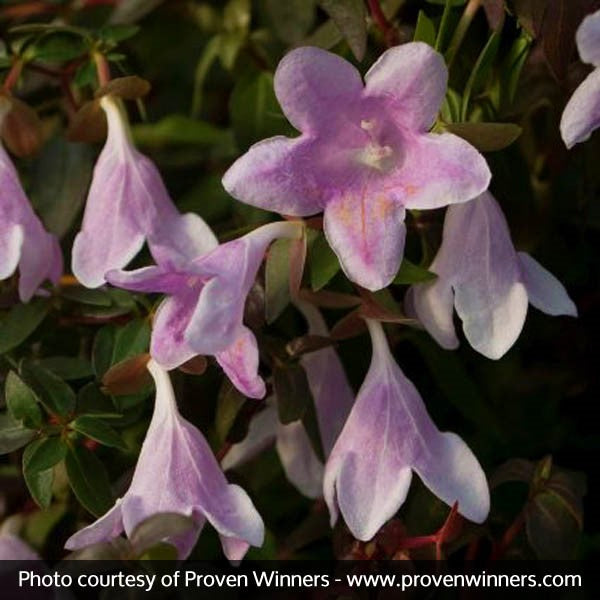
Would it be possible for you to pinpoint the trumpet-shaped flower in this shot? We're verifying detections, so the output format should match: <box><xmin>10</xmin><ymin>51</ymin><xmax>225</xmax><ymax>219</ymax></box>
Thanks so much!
<box><xmin>107</xmin><ymin>220</ymin><xmax>303</xmax><ymax>398</ymax></box>
<box><xmin>65</xmin><ymin>360</ymin><xmax>264</xmax><ymax>561</ymax></box>
<box><xmin>561</xmin><ymin>10</ymin><xmax>600</xmax><ymax>148</ymax></box>
<box><xmin>0</xmin><ymin>101</ymin><xmax>62</xmax><ymax>301</ymax></box>
<box><xmin>222</xmin><ymin>43</ymin><xmax>490</xmax><ymax>291</ymax></box>
<box><xmin>72</xmin><ymin>95</ymin><xmax>215</xmax><ymax>288</ymax></box>
<box><xmin>324</xmin><ymin>319</ymin><xmax>489</xmax><ymax>541</ymax></box>
<box><xmin>223</xmin><ymin>302</ymin><xmax>354</xmax><ymax>498</ymax></box>
<box><xmin>407</xmin><ymin>192</ymin><xmax>577</xmax><ymax>360</ymax></box>
<box><xmin>0</xmin><ymin>534</ymin><xmax>40</xmax><ymax>561</ymax></box>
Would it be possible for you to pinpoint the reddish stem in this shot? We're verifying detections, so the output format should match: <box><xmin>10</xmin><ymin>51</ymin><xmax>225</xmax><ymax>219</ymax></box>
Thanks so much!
<box><xmin>366</xmin><ymin>0</ymin><xmax>398</xmax><ymax>46</ymax></box>
<box><xmin>490</xmin><ymin>510</ymin><xmax>526</xmax><ymax>561</ymax></box>
<box><xmin>93</xmin><ymin>52</ymin><xmax>111</xmax><ymax>87</ymax></box>
<box><xmin>2</xmin><ymin>59</ymin><xmax>23</xmax><ymax>92</ymax></box>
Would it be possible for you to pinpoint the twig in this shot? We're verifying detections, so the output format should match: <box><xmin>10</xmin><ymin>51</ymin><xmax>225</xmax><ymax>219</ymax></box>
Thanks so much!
<box><xmin>366</xmin><ymin>0</ymin><xmax>398</xmax><ymax>47</ymax></box>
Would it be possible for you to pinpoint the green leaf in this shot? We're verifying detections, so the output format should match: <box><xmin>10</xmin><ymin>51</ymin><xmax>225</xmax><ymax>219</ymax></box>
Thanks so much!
<box><xmin>77</xmin><ymin>383</ymin><xmax>117</xmax><ymax>416</ymax></box>
<box><xmin>223</xmin><ymin>0</ymin><xmax>251</xmax><ymax>33</ymax></box>
<box><xmin>133</xmin><ymin>115</ymin><xmax>230</xmax><ymax>148</ymax></box>
<box><xmin>92</xmin><ymin>326</ymin><xmax>116</xmax><ymax>379</ymax></box>
<box><xmin>443</xmin><ymin>122</ymin><xmax>522</xmax><ymax>152</ymax></box>
<box><xmin>23</xmin><ymin>436</ymin><xmax>67</xmax><ymax>473</ymax></box>
<box><xmin>0</xmin><ymin>300</ymin><xmax>51</xmax><ymax>355</ymax></box>
<box><xmin>71</xmin><ymin>416</ymin><xmax>128</xmax><ymax>451</ymax></box>
<box><xmin>5</xmin><ymin>371</ymin><xmax>42</xmax><ymax>429</ymax></box>
<box><xmin>218</xmin><ymin>30</ymin><xmax>245</xmax><ymax>70</ymax></box>
<box><xmin>0</xmin><ymin>414</ymin><xmax>36</xmax><ymax>454</ymax></box>
<box><xmin>29</xmin><ymin>32</ymin><xmax>89</xmax><ymax>62</ymax></box>
<box><xmin>37</xmin><ymin>356</ymin><xmax>94</xmax><ymax>380</ymax></box>
<box><xmin>22</xmin><ymin>439</ymin><xmax>54</xmax><ymax>508</ymax></box>
<box><xmin>319</xmin><ymin>0</ymin><xmax>367</xmax><ymax>61</ymax></box>
<box><xmin>191</xmin><ymin>35</ymin><xmax>222</xmax><ymax>118</ymax></box>
<box><xmin>20</xmin><ymin>362</ymin><xmax>76</xmax><ymax>418</ymax></box>
<box><xmin>273</xmin><ymin>363</ymin><xmax>313</xmax><ymax>424</ymax></box>
<box><xmin>65</xmin><ymin>445</ymin><xmax>114</xmax><ymax>517</ymax></box>
<box><xmin>266</xmin><ymin>239</ymin><xmax>291</xmax><ymax>325</ymax></box>
<box><xmin>434</xmin><ymin>0</ymin><xmax>457</xmax><ymax>52</ymax></box>
<box><xmin>309</xmin><ymin>233</ymin><xmax>340</xmax><ymax>291</ymax></box>
<box><xmin>229</xmin><ymin>70</ymin><xmax>291</xmax><ymax>151</ymax></box>
<box><xmin>393</xmin><ymin>259</ymin><xmax>437</xmax><ymax>285</ymax></box>
<box><xmin>414</xmin><ymin>10</ymin><xmax>436</xmax><ymax>45</ymax></box>
<box><xmin>500</xmin><ymin>34</ymin><xmax>531</xmax><ymax>110</ymax></box>
<box><xmin>97</xmin><ymin>24</ymin><xmax>140</xmax><ymax>44</ymax></box>
<box><xmin>302</xmin><ymin>19</ymin><xmax>343</xmax><ymax>49</ymax></box>
<box><xmin>111</xmin><ymin>319</ymin><xmax>151</xmax><ymax>365</ymax></box>
<box><xmin>29</xmin><ymin>137</ymin><xmax>94</xmax><ymax>238</ymax></box>
<box><xmin>215</xmin><ymin>381</ymin><xmax>247</xmax><ymax>442</ymax></box>
<box><xmin>60</xmin><ymin>286</ymin><xmax>112</xmax><ymax>306</ymax></box>
<box><xmin>461</xmin><ymin>31</ymin><xmax>501</xmax><ymax>121</ymax></box>
<box><xmin>263</xmin><ymin>0</ymin><xmax>316</xmax><ymax>44</ymax></box>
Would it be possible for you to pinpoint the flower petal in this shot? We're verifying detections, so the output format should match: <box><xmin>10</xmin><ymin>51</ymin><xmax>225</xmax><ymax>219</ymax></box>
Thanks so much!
<box><xmin>576</xmin><ymin>10</ymin><xmax>600</xmax><ymax>66</ymax></box>
<box><xmin>398</xmin><ymin>133</ymin><xmax>491</xmax><ymax>210</ymax></box>
<box><xmin>323</xmin><ymin>192</ymin><xmax>406</xmax><ymax>291</ymax></box>
<box><xmin>364</xmin><ymin>42</ymin><xmax>448</xmax><ymax>132</ymax></box>
<box><xmin>518</xmin><ymin>252</ymin><xmax>578</xmax><ymax>317</ymax></box>
<box><xmin>215</xmin><ymin>326</ymin><xmax>266</xmax><ymax>399</ymax></box>
<box><xmin>106</xmin><ymin>265</ymin><xmax>189</xmax><ymax>295</ymax></box>
<box><xmin>219</xmin><ymin>535</ymin><xmax>251</xmax><ymax>563</ymax></box>
<box><xmin>276</xmin><ymin>422</ymin><xmax>324</xmax><ymax>499</ymax></box>
<box><xmin>64</xmin><ymin>503</ymin><xmax>124</xmax><ymax>550</ymax></box>
<box><xmin>0</xmin><ymin>223</ymin><xmax>23</xmax><ymax>280</ymax></box>
<box><xmin>560</xmin><ymin>68</ymin><xmax>600</xmax><ymax>148</ymax></box>
<box><xmin>274</xmin><ymin>46</ymin><xmax>363</xmax><ymax>133</ymax></box>
<box><xmin>150</xmin><ymin>295</ymin><xmax>197</xmax><ymax>369</ymax></box>
<box><xmin>413</xmin><ymin>431</ymin><xmax>490</xmax><ymax>524</ymax></box>
<box><xmin>222</xmin><ymin>136</ymin><xmax>325</xmax><ymax>216</ymax></box>
<box><xmin>0</xmin><ymin>535</ymin><xmax>41</xmax><ymax>561</ymax></box>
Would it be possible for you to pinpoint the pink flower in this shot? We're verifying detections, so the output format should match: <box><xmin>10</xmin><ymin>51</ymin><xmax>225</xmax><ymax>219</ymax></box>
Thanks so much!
<box><xmin>223</xmin><ymin>302</ymin><xmax>354</xmax><ymax>498</ymax></box>
<box><xmin>223</xmin><ymin>43</ymin><xmax>490</xmax><ymax>291</ymax></box>
<box><xmin>323</xmin><ymin>319</ymin><xmax>489</xmax><ymax>541</ymax></box>
<box><xmin>65</xmin><ymin>360</ymin><xmax>264</xmax><ymax>561</ymax></box>
<box><xmin>561</xmin><ymin>9</ymin><xmax>600</xmax><ymax>148</ymax></box>
<box><xmin>407</xmin><ymin>192</ymin><xmax>577</xmax><ymax>360</ymax></box>
<box><xmin>0</xmin><ymin>100</ymin><xmax>62</xmax><ymax>301</ymax></box>
<box><xmin>72</xmin><ymin>95</ymin><xmax>214</xmax><ymax>288</ymax></box>
<box><xmin>107</xmin><ymin>220</ymin><xmax>304</xmax><ymax>398</ymax></box>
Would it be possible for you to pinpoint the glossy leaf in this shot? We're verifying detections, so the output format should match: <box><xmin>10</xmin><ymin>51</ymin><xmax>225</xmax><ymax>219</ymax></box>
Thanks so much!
<box><xmin>20</xmin><ymin>362</ymin><xmax>76</xmax><ymax>418</ymax></box>
<box><xmin>393</xmin><ymin>259</ymin><xmax>437</xmax><ymax>285</ymax></box>
<box><xmin>23</xmin><ymin>436</ymin><xmax>67</xmax><ymax>473</ymax></box>
<box><xmin>22</xmin><ymin>439</ymin><xmax>54</xmax><ymax>508</ymax></box>
<box><xmin>309</xmin><ymin>232</ymin><xmax>341</xmax><ymax>291</ymax></box>
<box><xmin>414</xmin><ymin>10</ymin><xmax>436</xmax><ymax>45</ymax></box>
<box><xmin>5</xmin><ymin>371</ymin><xmax>42</xmax><ymax>429</ymax></box>
<box><xmin>37</xmin><ymin>357</ymin><xmax>94</xmax><ymax>381</ymax></box>
<box><xmin>0</xmin><ymin>300</ymin><xmax>51</xmax><ymax>355</ymax></box>
<box><xmin>266</xmin><ymin>238</ymin><xmax>292</xmax><ymax>325</ymax></box>
<box><xmin>71</xmin><ymin>416</ymin><xmax>128</xmax><ymax>451</ymax></box>
<box><xmin>0</xmin><ymin>414</ymin><xmax>36</xmax><ymax>454</ymax></box>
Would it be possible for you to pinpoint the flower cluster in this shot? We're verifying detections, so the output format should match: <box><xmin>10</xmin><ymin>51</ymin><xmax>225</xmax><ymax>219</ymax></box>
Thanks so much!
<box><xmin>2</xmin><ymin>7</ymin><xmax>590</xmax><ymax>558</ymax></box>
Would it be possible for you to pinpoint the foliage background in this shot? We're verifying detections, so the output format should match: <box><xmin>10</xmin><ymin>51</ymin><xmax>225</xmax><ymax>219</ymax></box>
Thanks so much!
<box><xmin>0</xmin><ymin>0</ymin><xmax>598</xmax><ymax>561</ymax></box>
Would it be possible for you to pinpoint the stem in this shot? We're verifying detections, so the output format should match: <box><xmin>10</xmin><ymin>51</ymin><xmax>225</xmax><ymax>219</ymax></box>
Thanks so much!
<box><xmin>93</xmin><ymin>52</ymin><xmax>111</xmax><ymax>88</ymax></box>
<box><xmin>367</xmin><ymin>0</ymin><xmax>398</xmax><ymax>47</ymax></box>
<box><xmin>2</xmin><ymin>59</ymin><xmax>24</xmax><ymax>92</ymax></box>
<box><xmin>445</xmin><ymin>0</ymin><xmax>482</xmax><ymax>67</ymax></box>
<box><xmin>490</xmin><ymin>509</ymin><xmax>526</xmax><ymax>561</ymax></box>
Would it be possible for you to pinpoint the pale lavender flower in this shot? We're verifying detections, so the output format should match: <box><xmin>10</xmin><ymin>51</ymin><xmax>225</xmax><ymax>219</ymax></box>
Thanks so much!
<box><xmin>0</xmin><ymin>100</ymin><xmax>62</xmax><ymax>301</ymax></box>
<box><xmin>561</xmin><ymin>10</ymin><xmax>600</xmax><ymax>148</ymax></box>
<box><xmin>107</xmin><ymin>221</ymin><xmax>303</xmax><ymax>398</ymax></box>
<box><xmin>72</xmin><ymin>95</ymin><xmax>215</xmax><ymax>288</ymax></box>
<box><xmin>407</xmin><ymin>192</ymin><xmax>577</xmax><ymax>360</ymax></box>
<box><xmin>222</xmin><ymin>302</ymin><xmax>354</xmax><ymax>498</ymax></box>
<box><xmin>323</xmin><ymin>319</ymin><xmax>489</xmax><ymax>541</ymax></box>
<box><xmin>65</xmin><ymin>360</ymin><xmax>264</xmax><ymax>561</ymax></box>
<box><xmin>0</xmin><ymin>534</ymin><xmax>40</xmax><ymax>561</ymax></box>
<box><xmin>223</xmin><ymin>43</ymin><xmax>490</xmax><ymax>291</ymax></box>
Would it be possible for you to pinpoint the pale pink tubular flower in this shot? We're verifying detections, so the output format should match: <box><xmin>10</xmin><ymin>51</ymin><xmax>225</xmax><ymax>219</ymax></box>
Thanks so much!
<box><xmin>72</xmin><ymin>95</ymin><xmax>214</xmax><ymax>288</ymax></box>
<box><xmin>0</xmin><ymin>534</ymin><xmax>40</xmax><ymax>561</ymax></box>
<box><xmin>0</xmin><ymin>99</ymin><xmax>62</xmax><ymax>301</ymax></box>
<box><xmin>107</xmin><ymin>220</ymin><xmax>304</xmax><ymax>398</ymax></box>
<box><xmin>222</xmin><ymin>43</ymin><xmax>491</xmax><ymax>291</ymax></box>
<box><xmin>222</xmin><ymin>302</ymin><xmax>355</xmax><ymax>498</ymax></box>
<box><xmin>407</xmin><ymin>192</ymin><xmax>577</xmax><ymax>360</ymax></box>
<box><xmin>323</xmin><ymin>319</ymin><xmax>489</xmax><ymax>541</ymax></box>
<box><xmin>561</xmin><ymin>9</ymin><xmax>600</xmax><ymax>148</ymax></box>
<box><xmin>65</xmin><ymin>360</ymin><xmax>264</xmax><ymax>561</ymax></box>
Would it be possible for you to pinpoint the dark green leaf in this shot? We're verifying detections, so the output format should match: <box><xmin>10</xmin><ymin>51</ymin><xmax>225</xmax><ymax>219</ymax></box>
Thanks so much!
<box><xmin>65</xmin><ymin>445</ymin><xmax>114</xmax><ymax>517</ymax></box>
<box><xmin>130</xmin><ymin>513</ymin><xmax>196</xmax><ymax>556</ymax></box>
<box><xmin>92</xmin><ymin>326</ymin><xmax>116</xmax><ymax>379</ymax></box>
<box><xmin>393</xmin><ymin>259</ymin><xmax>437</xmax><ymax>285</ymax></box>
<box><xmin>133</xmin><ymin>115</ymin><xmax>230</xmax><ymax>147</ymax></box>
<box><xmin>22</xmin><ymin>439</ymin><xmax>54</xmax><ymax>508</ymax></box>
<box><xmin>111</xmin><ymin>319</ymin><xmax>151</xmax><ymax>365</ymax></box>
<box><xmin>444</xmin><ymin>122</ymin><xmax>522</xmax><ymax>152</ymax></box>
<box><xmin>23</xmin><ymin>436</ymin><xmax>67</xmax><ymax>473</ymax></box>
<box><xmin>273</xmin><ymin>363</ymin><xmax>313</xmax><ymax>424</ymax></box>
<box><xmin>0</xmin><ymin>414</ymin><xmax>36</xmax><ymax>454</ymax></box>
<box><xmin>216</xmin><ymin>381</ymin><xmax>247</xmax><ymax>442</ymax></box>
<box><xmin>77</xmin><ymin>383</ymin><xmax>118</xmax><ymax>416</ymax></box>
<box><xmin>71</xmin><ymin>416</ymin><xmax>128</xmax><ymax>451</ymax></box>
<box><xmin>5</xmin><ymin>371</ymin><xmax>42</xmax><ymax>429</ymax></box>
<box><xmin>0</xmin><ymin>300</ymin><xmax>51</xmax><ymax>354</ymax></box>
<box><xmin>29</xmin><ymin>32</ymin><xmax>89</xmax><ymax>62</ymax></box>
<box><xmin>309</xmin><ymin>233</ymin><xmax>340</xmax><ymax>291</ymax></box>
<box><xmin>265</xmin><ymin>238</ymin><xmax>291</xmax><ymax>325</ymax></box>
<box><xmin>20</xmin><ymin>362</ymin><xmax>76</xmax><ymax>417</ymax></box>
<box><xmin>98</xmin><ymin>24</ymin><xmax>140</xmax><ymax>44</ymax></box>
<box><xmin>29</xmin><ymin>137</ymin><xmax>94</xmax><ymax>238</ymax></box>
<box><xmin>229</xmin><ymin>70</ymin><xmax>291</xmax><ymax>151</ymax></box>
<box><xmin>319</xmin><ymin>0</ymin><xmax>367</xmax><ymax>61</ymax></box>
<box><xmin>61</xmin><ymin>286</ymin><xmax>112</xmax><ymax>306</ymax></box>
<box><xmin>414</xmin><ymin>10</ymin><xmax>436</xmax><ymax>45</ymax></box>
<box><xmin>263</xmin><ymin>0</ymin><xmax>316</xmax><ymax>44</ymax></box>
<box><xmin>500</xmin><ymin>34</ymin><xmax>531</xmax><ymax>109</ymax></box>
<box><xmin>37</xmin><ymin>357</ymin><xmax>94</xmax><ymax>380</ymax></box>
